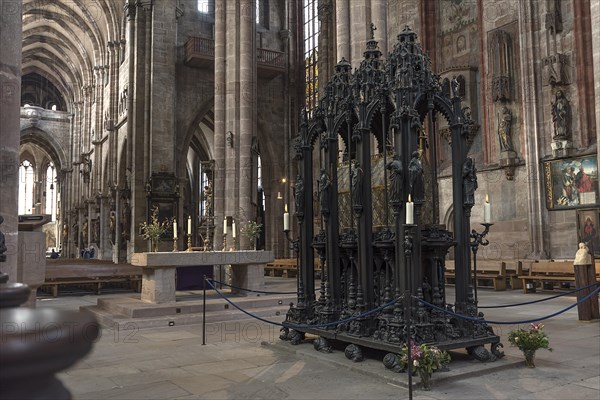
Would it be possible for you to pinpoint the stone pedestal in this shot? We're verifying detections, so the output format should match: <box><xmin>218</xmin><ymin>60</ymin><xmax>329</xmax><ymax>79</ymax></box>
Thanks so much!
<box><xmin>17</xmin><ymin>231</ymin><xmax>47</xmax><ymax>307</ymax></box>
<box><xmin>573</xmin><ymin>264</ymin><xmax>600</xmax><ymax>321</ymax></box>
<box><xmin>141</xmin><ymin>267</ymin><xmax>176</xmax><ymax>303</ymax></box>
<box><xmin>231</xmin><ymin>264</ymin><xmax>266</xmax><ymax>295</ymax></box>
<box><xmin>551</xmin><ymin>140</ymin><xmax>572</xmax><ymax>157</ymax></box>
<box><xmin>131</xmin><ymin>250</ymin><xmax>274</xmax><ymax>304</ymax></box>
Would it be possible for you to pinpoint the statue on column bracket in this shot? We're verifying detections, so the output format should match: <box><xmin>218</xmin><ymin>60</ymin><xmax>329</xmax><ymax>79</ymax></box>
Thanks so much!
<box><xmin>294</xmin><ymin>174</ymin><xmax>304</xmax><ymax>216</ymax></box>
<box><xmin>408</xmin><ymin>151</ymin><xmax>424</xmax><ymax>203</ymax></box>
<box><xmin>319</xmin><ymin>169</ymin><xmax>331</xmax><ymax>217</ymax></box>
<box><xmin>551</xmin><ymin>90</ymin><xmax>571</xmax><ymax>141</ymax></box>
<box><xmin>386</xmin><ymin>155</ymin><xmax>403</xmax><ymax>205</ymax></box>
<box><xmin>351</xmin><ymin>162</ymin><xmax>364</xmax><ymax>212</ymax></box>
<box><xmin>462</xmin><ymin>158</ymin><xmax>477</xmax><ymax>209</ymax></box>
<box><xmin>498</xmin><ymin>106</ymin><xmax>514</xmax><ymax>152</ymax></box>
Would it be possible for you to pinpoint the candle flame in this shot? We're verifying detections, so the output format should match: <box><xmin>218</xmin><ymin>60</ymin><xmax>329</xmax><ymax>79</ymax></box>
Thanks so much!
<box><xmin>285</xmin><ymin>204</ymin><xmax>288</xmax><ymax>213</ymax></box>
<box><xmin>485</xmin><ymin>193</ymin><xmax>489</xmax><ymax>203</ymax></box>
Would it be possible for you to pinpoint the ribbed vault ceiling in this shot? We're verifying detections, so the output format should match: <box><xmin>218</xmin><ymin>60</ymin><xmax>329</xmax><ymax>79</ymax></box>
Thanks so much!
<box><xmin>22</xmin><ymin>0</ymin><xmax>123</xmax><ymax>112</ymax></box>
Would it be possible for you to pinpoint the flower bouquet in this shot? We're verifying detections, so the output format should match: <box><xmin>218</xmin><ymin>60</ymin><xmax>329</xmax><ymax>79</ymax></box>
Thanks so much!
<box><xmin>508</xmin><ymin>323</ymin><xmax>552</xmax><ymax>367</ymax></box>
<box><xmin>240</xmin><ymin>220</ymin><xmax>262</xmax><ymax>250</ymax></box>
<box><xmin>139</xmin><ymin>206</ymin><xmax>171</xmax><ymax>252</ymax></box>
<box><xmin>398</xmin><ymin>342</ymin><xmax>451</xmax><ymax>390</ymax></box>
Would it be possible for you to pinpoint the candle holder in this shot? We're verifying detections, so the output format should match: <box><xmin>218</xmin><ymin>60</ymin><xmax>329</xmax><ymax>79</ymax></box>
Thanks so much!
<box><xmin>187</xmin><ymin>235</ymin><xmax>192</xmax><ymax>252</ymax></box>
<box><xmin>222</xmin><ymin>233</ymin><xmax>227</xmax><ymax>252</ymax></box>
<box><xmin>470</xmin><ymin>222</ymin><xmax>493</xmax><ymax>304</ymax></box>
<box><xmin>284</xmin><ymin>229</ymin><xmax>299</xmax><ymax>256</ymax></box>
<box><xmin>172</xmin><ymin>238</ymin><xmax>178</xmax><ymax>252</ymax></box>
<box><xmin>231</xmin><ymin>236</ymin><xmax>237</xmax><ymax>251</ymax></box>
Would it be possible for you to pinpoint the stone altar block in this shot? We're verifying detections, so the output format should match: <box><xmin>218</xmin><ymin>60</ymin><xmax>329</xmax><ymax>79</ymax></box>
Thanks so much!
<box><xmin>131</xmin><ymin>250</ymin><xmax>274</xmax><ymax>304</ymax></box>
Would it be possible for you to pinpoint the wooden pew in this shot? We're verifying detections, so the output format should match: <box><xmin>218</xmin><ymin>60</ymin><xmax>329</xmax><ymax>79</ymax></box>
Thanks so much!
<box><xmin>518</xmin><ymin>260</ymin><xmax>600</xmax><ymax>293</ymax></box>
<box><xmin>444</xmin><ymin>260</ymin><xmax>508</xmax><ymax>291</ymax></box>
<box><xmin>265</xmin><ymin>258</ymin><xmax>298</xmax><ymax>278</ymax></box>
<box><xmin>41</xmin><ymin>263</ymin><xmax>142</xmax><ymax>297</ymax></box>
<box><xmin>264</xmin><ymin>258</ymin><xmax>322</xmax><ymax>278</ymax></box>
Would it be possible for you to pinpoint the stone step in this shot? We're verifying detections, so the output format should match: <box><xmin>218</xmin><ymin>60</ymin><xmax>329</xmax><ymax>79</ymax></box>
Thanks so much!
<box><xmin>81</xmin><ymin>303</ymin><xmax>290</xmax><ymax>330</ymax></box>
<box><xmin>93</xmin><ymin>293</ymin><xmax>296</xmax><ymax>318</ymax></box>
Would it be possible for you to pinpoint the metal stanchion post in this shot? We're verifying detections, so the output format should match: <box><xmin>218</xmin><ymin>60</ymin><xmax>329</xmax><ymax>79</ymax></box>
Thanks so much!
<box><xmin>404</xmin><ymin>224</ymin><xmax>414</xmax><ymax>400</ymax></box>
<box><xmin>202</xmin><ymin>275</ymin><xmax>207</xmax><ymax>345</ymax></box>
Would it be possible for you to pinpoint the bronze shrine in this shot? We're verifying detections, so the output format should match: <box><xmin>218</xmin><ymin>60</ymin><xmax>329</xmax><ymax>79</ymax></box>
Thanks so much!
<box><xmin>282</xmin><ymin>27</ymin><xmax>503</xmax><ymax>363</ymax></box>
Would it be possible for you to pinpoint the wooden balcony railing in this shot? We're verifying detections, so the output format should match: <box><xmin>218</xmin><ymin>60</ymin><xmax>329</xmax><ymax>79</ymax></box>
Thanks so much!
<box><xmin>184</xmin><ymin>36</ymin><xmax>286</xmax><ymax>77</ymax></box>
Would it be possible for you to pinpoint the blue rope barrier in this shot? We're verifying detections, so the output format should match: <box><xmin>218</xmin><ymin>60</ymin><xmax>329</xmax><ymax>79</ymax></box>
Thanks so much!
<box><xmin>205</xmin><ymin>278</ymin><xmax>402</xmax><ymax>329</ymax></box>
<box><xmin>416</xmin><ymin>286</ymin><xmax>600</xmax><ymax>325</ymax></box>
<box><xmin>478</xmin><ymin>281</ymin><xmax>600</xmax><ymax>309</ymax></box>
<box><xmin>207</xmin><ymin>278</ymin><xmax>296</xmax><ymax>295</ymax></box>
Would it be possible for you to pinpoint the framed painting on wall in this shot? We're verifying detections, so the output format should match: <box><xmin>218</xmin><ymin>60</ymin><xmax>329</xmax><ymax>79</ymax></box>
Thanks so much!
<box><xmin>576</xmin><ymin>208</ymin><xmax>600</xmax><ymax>257</ymax></box>
<box><xmin>544</xmin><ymin>154</ymin><xmax>599</xmax><ymax>210</ymax></box>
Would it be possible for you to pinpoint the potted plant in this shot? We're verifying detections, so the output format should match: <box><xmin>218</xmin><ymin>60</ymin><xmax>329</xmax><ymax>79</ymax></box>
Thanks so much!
<box><xmin>139</xmin><ymin>206</ymin><xmax>171</xmax><ymax>252</ymax></box>
<box><xmin>508</xmin><ymin>323</ymin><xmax>552</xmax><ymax>368</ymax></box>
<box><xmin>240</xmin><ymin>220</ymin><xmax>262</xmax><ymax>250</ymax></box>
<box><xmin>397</xmin><ymin>342</ymin><xmax>451</xmax><ymax>391</ymax></box>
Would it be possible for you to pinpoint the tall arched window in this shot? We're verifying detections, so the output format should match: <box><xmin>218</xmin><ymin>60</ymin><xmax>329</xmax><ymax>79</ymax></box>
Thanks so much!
<box><xmin>303</xmin><ymin>0</ymin><xmax>319</xmax><ymax>112</ymax></box>
<box><xmin>45</xmin><ymin>162</ymin><xmax>57</xmax><ymax>221</ymax></box>
<box><xmin>19</xmin><ymin>160</ymin><xmax>35</xmax><ymax>215</ymax></box>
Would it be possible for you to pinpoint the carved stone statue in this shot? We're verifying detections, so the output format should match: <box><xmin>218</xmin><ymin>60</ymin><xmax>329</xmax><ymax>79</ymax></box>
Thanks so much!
<box><xmin>462</xmin><ymin>157</ymin><xmax>477</xmax><ymax>208</ymax></box>
<box><xmin>351</xmin><ymin>162</ymin><xmax>364</xmax><ymax>210</ymax></box>
<box><xmin>574</xmin><ymin>242</ymin><xmax>592</xmax><ymax>266</ymax></box>
<box><xmin>204</xmin><ymin>182</ymin><xmax>213</xmax><ymax>216</ymax></box>
<box><xmin>408</xmin><ymin>151</ymin><xmax>424</xmax><ymax>202</ymax></box>
<box><xmin>294</xmin><ymin>174</ymin><xmax>304</xmax><ymax>214</ymax></box>
<box><xmin>386</xmin><ymin>154</ymin><xmax>403</xmax><ymax>204</ymax></box>
<box><xmin>498</xmin><ymin>106</ymin><xmax>513</xmax><ymax>152</ymax></box>
<box><xmin>109</xmin><ymin>213</ymin><xmax>116</xmax><ymax>244</ymax></box>
<box><xmin>551</xmin><ymin>90</ymin><xmax>571</xmax><ymax>141</ymax></box>
<box><xmin>451</xmin><ymin>76</ymin><xmax>460</xmax><ymax>98</ymax></box>
<box><xmin>319</xmin><ymin>169</ymin><xmax>331</xmax><ymax>215</ymax></box>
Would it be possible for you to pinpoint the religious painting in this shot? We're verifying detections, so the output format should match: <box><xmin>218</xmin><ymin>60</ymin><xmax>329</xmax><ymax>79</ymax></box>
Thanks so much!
<box><xmin>544</xmin><ymin>155</ymin><xmax>599</xmax><ymax>210</ymax></box>
<box><xmin>576</xmin><ymin>208</ymin><xmax>600</xmax><ymax>257</ymax></box>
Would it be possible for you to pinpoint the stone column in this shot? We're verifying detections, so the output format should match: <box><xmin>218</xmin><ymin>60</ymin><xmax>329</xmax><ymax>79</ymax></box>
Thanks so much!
<box><xmin>150</xmin><ymin>4</ymin><xmax>176</xmax><ymax>172</ymax></box>
<box><xmin>0</xmin><ymin>0</ymin><xmax>23</xmax><ymax>280</ymax></box>
<box><xmin>350</xmin><ymin>0</ymin><xmax>369</xmax><ymax>69</ymax></box>
<box><xmin>518</xmin><ymin>0</ymin><xmax>548</xmax><ymax>258</ymax></box>
<box><xmin>593</xmin><ymin>0</ymin><xmax>600</xmax><ymax>168</ymax></box>
<box><xmin>238</xmin><ymin>0</ymin><xmax>256</xmax><ymax>250</ymax></box>
<box><xmin>371</xmin><ymin>0</ymin><xmax>388</xmax><ymax>56</ymax></box>
<box><xmin>213</xmin><ymin>1</ymin><xmax>226</xmax><ymax>248</ymax></box>
<box><xmin>335</xmin><ymin>0</ymin><xmax>351</xmax><ymax>63</ymax></box>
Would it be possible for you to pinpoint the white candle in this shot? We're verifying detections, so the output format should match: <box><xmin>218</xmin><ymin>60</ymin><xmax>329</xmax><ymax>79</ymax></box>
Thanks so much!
<box><xmin>406</xmin><ymin>194</ymin><xmax>414</xmax><ymax>225</ymax></box>
<box><xmin>173</xmin><ymin>220</ymin><xmax>178</xmax><ymax>239</ymax></box>
<box><xmin>187</xmin><ymin>216</ymin><xmax>191</xmax><ymax>235</ymax></box>
<box><xmin>232</xmin><ymin>220</ymin><xmax>236</xmax><ymax>238</ymax></box>
<box><xmin>283</xmin><ymin>204</ymin><xmax>290</xmax><ymax>231</ymax></box>
<box><xmin>484</xmin><ymin>194</ymin><xmax>491</xmax><ymax>223</ymax></box>
<box><xmin>223</xmin><ymin>217</ymin><xmax>228</xmax><ymax>235</ymax></box>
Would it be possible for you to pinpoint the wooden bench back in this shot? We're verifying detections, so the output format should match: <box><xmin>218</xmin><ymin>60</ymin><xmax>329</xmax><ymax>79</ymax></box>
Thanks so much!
<box><xmin>531</xmin><ymin>261</ymin><xmax>574</xmax><ymax>275</ymax></box>
<box><xmin>443</xmin><ymin>260</ymin><xmax>505</xmax><ymax>274</ymax></box>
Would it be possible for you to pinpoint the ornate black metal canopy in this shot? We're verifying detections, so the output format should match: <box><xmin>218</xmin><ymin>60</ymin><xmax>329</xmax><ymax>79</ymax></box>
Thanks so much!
<box><xmin>285</xmin><ymin>27</ymin><xmax>501</xmax><ymax>362</ymax></box>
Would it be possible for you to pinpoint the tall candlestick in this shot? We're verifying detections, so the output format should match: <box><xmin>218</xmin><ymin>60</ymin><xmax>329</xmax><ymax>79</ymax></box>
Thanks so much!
<box><xmin>232</xmin><ymin>220</ymin><xmax>236</xmax><ymax>238</ymax></box>
<box><xmin>484</xmin><ymin>193</ymin><xmax>491</xmax><ymax>223</ymax></box>
<box><xmin>283</xmin><ymin>203</ymin><xmax>290</xmax><ymax>231</ymax></box>
<box><xmin>223</xmin><ymin>217</ymin><xmax>227</xmax><ymax>235</ymax></box>
<box><xmin>187</xmin><ymin>216</ymin><xmax>191</xmax><ymax>235</ymax></box>
<box><xmin>406</xmin><ymin>194</ymin><xmax>414</xmax><ymax>225</ymax></box>
<box><xmin>173</xmin><ymin>220</ymin><xmax>178</xmax><ymax>239</ymax></box>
